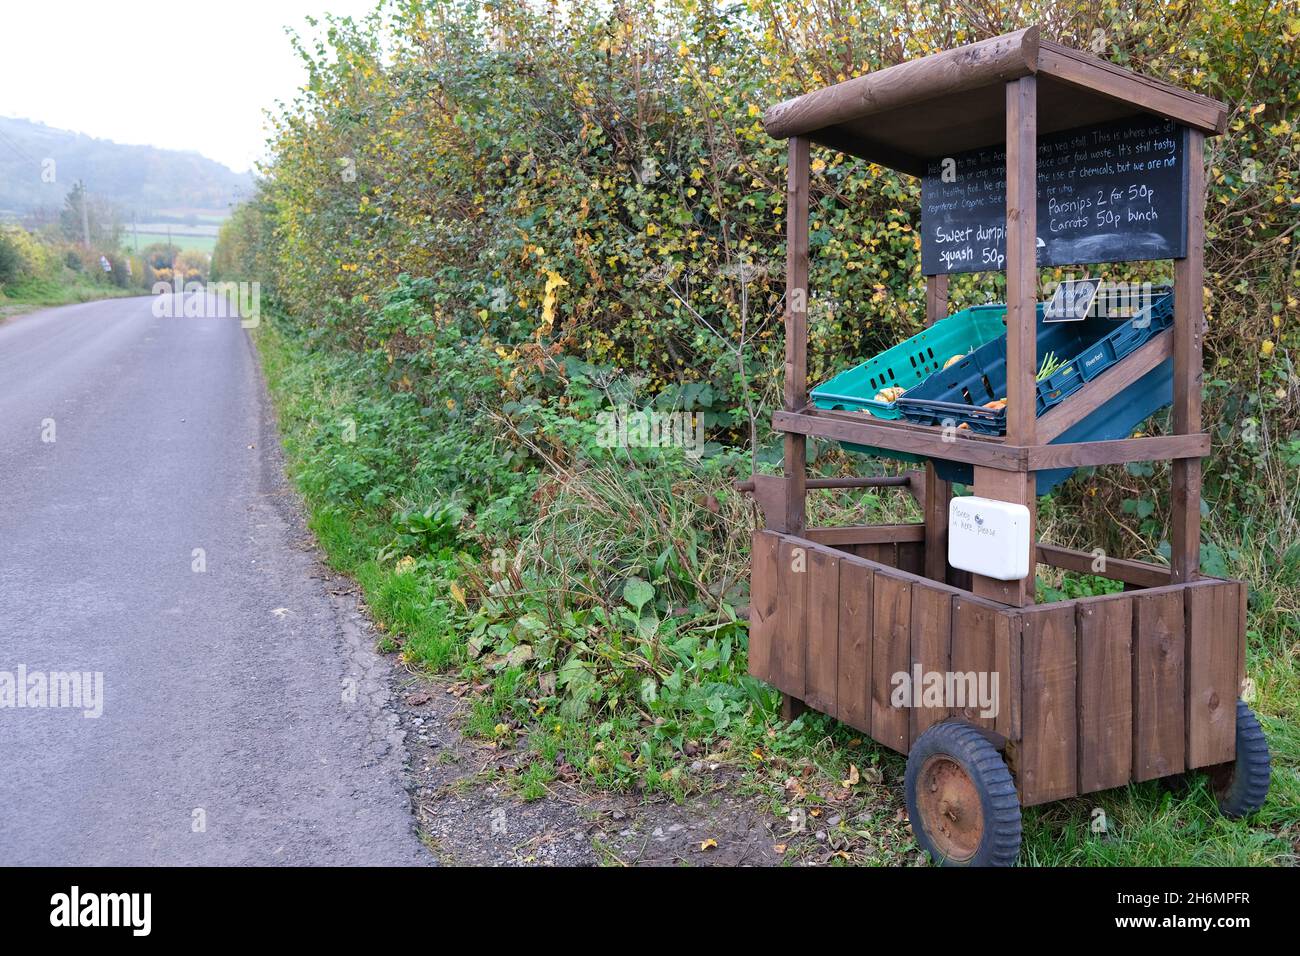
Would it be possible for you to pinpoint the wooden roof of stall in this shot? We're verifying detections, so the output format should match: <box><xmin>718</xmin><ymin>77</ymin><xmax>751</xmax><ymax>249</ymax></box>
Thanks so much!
<box><xmin>762</xmin><ymin>26</ymin><xmax>1228</xmax><ymax>176</ymax></box>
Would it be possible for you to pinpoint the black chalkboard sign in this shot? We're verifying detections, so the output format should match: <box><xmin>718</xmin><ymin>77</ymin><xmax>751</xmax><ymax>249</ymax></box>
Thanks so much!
<box><xmin>920</xmin><ymin>115</ymin><xmax>1188</xmax><ymax>275</ymax></box>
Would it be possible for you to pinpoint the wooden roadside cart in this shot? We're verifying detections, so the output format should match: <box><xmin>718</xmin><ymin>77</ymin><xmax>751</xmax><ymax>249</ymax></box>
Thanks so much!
<box><xmin>745</xmin><ymin>26</ymin><xmax>1271</xmax><ymax>866</ymax></box>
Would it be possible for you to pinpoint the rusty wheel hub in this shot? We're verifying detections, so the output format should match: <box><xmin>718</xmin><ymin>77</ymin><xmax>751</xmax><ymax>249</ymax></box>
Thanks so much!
<box><xmin>916</xmin><ymin>755</ymin><xmax>984</xmax><ymax>862</ymax></box>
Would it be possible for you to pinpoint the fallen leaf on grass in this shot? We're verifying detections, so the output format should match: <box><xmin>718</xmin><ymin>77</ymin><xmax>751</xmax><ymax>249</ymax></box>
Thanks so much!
<box><xmin>841</xmin><ymin>764</ymin><xmax>860</xmax><ymax>788</ymax></box>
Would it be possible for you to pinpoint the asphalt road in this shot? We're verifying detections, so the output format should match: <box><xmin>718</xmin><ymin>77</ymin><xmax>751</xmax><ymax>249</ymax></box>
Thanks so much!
<box><xmin>0</xmin><ymin>295</ymin><xmax>429</xmax><ymax>865</ymax></box>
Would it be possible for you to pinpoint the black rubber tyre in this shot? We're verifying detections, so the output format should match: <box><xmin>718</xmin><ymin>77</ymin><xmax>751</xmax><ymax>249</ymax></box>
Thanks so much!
<box><xmin>1210</xmin><ymin>700</ymin><xmax>1271</xmax><ymax>819</ymax></box>
<box><xmin>905</xmin><ymin>721</ymin><xmax>1021</xmax><ymax>867</ymax></box>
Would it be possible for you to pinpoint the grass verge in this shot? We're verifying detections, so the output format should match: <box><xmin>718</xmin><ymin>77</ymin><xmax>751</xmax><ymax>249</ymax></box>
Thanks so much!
<box><xmin>0</xmin><ymin>276</ymin><xmax>136</xmax><ymax>318</ymax></box>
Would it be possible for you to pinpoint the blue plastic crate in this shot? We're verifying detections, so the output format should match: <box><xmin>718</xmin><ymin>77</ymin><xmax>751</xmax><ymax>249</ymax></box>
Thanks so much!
<box><xmin>810</xmin><ymin>304</ymin><xmax>1010</xmax><ymax>419</ymax></box>
<box><xmin>895</xmin><ymin>287</ymin><xmax>1173</xmax><ymax>434</ymax></box>
<box><xmin>933</xmin><ymin>359</ymin><xmax>1175</xmax><ymax>495</ymax></box>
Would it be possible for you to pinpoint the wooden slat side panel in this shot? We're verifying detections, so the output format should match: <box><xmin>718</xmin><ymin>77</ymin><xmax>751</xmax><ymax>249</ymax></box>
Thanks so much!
<box><xmin>909</xmin><ymin>586</ymin><xmax>953</xmax><ymax>743</ymax></box>
<box><xmin>996</xmin><ymin>609</ymin><xmax>1022</xmax><ymax>741</ymax></box>
<box><xmin>871</xmin><ymin>572</ymin><xmax>912</xmax><ymax>753</ymax></box>
<box><xmin>806</xmin><ymin>524</ymin><xmax>924</xmax><ymax>547</ymax></box>
<box><xmin>836</xmin><ymin>562</ymin><xmax>873</xmax><ymax>735</ymax></box>
<box><xmin>1186</xmin><ymin>582</ymin><xmax>1238</xmax><ymax>769</ymax></box>
<box><xmin>804</xmin><ymin>549</ymin><xmax>841</xmax><ymax>716</ymax></box>
<box><xmin>773</xmin><ymin>539</ymin><xmax>809</xmax><ymax>700</ymax></box>
<box><xmin>951</xmin><ymin>598</ymin><xmax>997</xmax><ymax>731</ymax></box>
<box><xmin>1133</xmin><ymin>590</ymin><xmax>1187</xmax><ymax>781</ymax></box>
<box><xmin>896</xmin><ymin>541</ymin><xmax>925</xmax><ymax>576</ymax></box>
<box><xmin>1237</xmin><ymin>581</ymin><xmax>1249</xmax><ymax>699</ymax></box>
<box><xmin>1076</xmin><ymin>597</ymin><xmax>1134</xmax><ymax>794</ymax></box>
<box><xmin>857</xmin><ymin>542</ymin><xmax>899</xmax><ymax>567</ymax></box>
<box><xmin>1018</xmin><ymin>606</ymin><xmax>1078</xmax><ymax>806</ymax></box>
<box><xmin>747</xmin><ymin>531</ymin><xmax>780</xmax><ymax>683</ymax></box>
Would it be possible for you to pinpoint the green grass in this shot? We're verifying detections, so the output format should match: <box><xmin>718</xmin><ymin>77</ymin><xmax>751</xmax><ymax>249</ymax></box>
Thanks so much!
<box><xmin>253</xmin><ymin>308</ymin><xmax>1298</xmax><ymax>867</ymax></box>
<box><xmin>126</xmin><ymin>231</ymin><xmax>217</xmax><ymax>254</ymax></box>
<box><xmin>0</xmin><ymin>275</ymin><xmax>136</xmax><ymax>315</ymax></box>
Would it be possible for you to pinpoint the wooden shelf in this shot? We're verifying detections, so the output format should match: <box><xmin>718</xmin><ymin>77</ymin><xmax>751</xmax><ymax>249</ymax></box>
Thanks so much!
<box><xmin>773</xmin><ymin>405</ymin><xmax>1208</xmax><ymax>471</ymax></box>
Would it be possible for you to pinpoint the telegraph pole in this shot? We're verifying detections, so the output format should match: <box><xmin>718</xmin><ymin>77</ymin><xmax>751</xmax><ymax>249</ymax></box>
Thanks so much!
<box><xmin>80</xmin><ymin>183</ymin><xmax>91</xmax><ymax>249</ymax></box>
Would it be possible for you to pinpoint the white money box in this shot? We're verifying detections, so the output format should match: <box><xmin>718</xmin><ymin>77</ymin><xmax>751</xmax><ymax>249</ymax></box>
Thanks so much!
<box><xmin>948</xmin><ymin>496</ymin><xmax>1032</xmax><ymax>581</ymax></box>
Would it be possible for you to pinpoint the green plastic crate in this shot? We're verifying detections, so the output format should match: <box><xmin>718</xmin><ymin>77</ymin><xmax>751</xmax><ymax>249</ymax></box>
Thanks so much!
<box><xmin>811</xmin><ymin>304</ymin><xmax>1010</xmax><ymax>419</ymax></box>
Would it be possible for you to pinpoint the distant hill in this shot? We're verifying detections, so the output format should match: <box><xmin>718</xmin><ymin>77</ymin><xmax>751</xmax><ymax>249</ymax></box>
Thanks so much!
<box><xmin>0</xmin><ymin>117</ymin><xmax>254</xmax><ymax>222</ymax></box>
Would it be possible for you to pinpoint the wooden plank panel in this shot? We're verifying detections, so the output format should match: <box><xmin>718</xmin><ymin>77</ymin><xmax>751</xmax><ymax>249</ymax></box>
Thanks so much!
<box><xmin>995</xmin><ymin>609</ymin><xmax>1021</xmax><ymax>740</ymax></box>
<box><xmin>1237</xmin><ymin>581</ymin><xmax>1249</xmax><ymax>694</ymax></box>
<box><xmin>857</xmin><ymin>542</ymin><xmax>898</xmax><ymax>567</ymax></box>
<box><xmin>1076</xmin><ymin>597</ymin><xmax>1133</xmax><ymax>794</ymax></box>
<box><xmin>871</xmin><ymin>572</ymin><xmax>912</xmax><ymax>753</ymax></box>
<box><xmin>806</xmin><ymin>524</ymin><xmax>924</xmax><ymax>547</ymax></box>
<box><xmin>1133</xmin><ymin>590</ymin><xmax>1186</xmax><ymax>781</ymax></box>
<box><xmin>804</xmin><ymin>549</ymin><xmax>840</xmax><ymax>715</ymax></box>
<box><xmin>747</xmin><ymin>531</ymin><xmax>780</xmax><ymax>683</ymax></box>
<box><xmin>836</xmin><ymin>562</ymin><xmax>873</xmax><ymax>735</ymax></box>
<box><xmin>773</xmin><ymin>538</ymin><xmax>808</xmax><ymax>700</ymax></box>
<box><xmin>910</xmin><ymin>586</ymin><xmax>953</xmax><ymax>743</ymax></box>
<box><xmin>896</xmin><ymin>541</ymin><xmax>925</xmax><ymax>575</ymax></box>
<box><xmin>1018</xmin><ymin>606</ymin><xmax>1078</xmax><ymax>805</ymax></box>
<box><xmin>1186</xmin><ymin>582</ymin><xmax>1239</xmax><ymax>768</ymax></box>
<box><xmin>951</xmin><ymin>598</ymin><xmax>998</xmax><ymax>731</ymax></box>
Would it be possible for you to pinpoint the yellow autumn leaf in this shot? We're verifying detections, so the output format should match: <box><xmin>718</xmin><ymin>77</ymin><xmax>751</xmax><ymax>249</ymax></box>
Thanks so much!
<box><xmin>841</xmin><ymin>764</ymin><xmax>860</xmax><ymax>788</ymax></box>
<box><xmin>540</xmin><ymin>270</ymin><xmax>568</xmax><ymax>332</ymax></box>
<box><xmin>700</xmin><ymin>838</ymin><xmax>717</xmax><ymax>851</ymax></box>
<box><xmin>449</xmin><ymin>581</ymin><xmax>466</xmax><ymax>607</ymax></box>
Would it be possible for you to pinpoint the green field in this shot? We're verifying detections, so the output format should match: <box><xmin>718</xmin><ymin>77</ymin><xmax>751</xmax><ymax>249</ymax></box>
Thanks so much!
<box><xmin>126</xmin><ymin>231</ymin><xmax>218</xmax><ymax>254</ymax></box>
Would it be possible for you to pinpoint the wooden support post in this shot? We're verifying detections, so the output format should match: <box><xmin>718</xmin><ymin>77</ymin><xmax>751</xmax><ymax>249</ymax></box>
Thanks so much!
<box><xmin>974</xmin><ymin>76</ymin><xmax>1038</xmax><ymax>607</ymax></box>
<box><xmin>923</xmin><ymin>274</ymin><xmax>951</xmax><ymax>583</ymax></box>
<box><xmin>781</xmin><ymin>695</ymin><xmax>807</xmax><ymax>722</ymax></box>
<box><xmin>1171</xmin><ymin>128</ymin><xmax>1206</xmax><ymax>584</ymax></box>
<box><xmin>784</xmin><ymin>136</ymin><xmax>811</xmax><ymax>535</ymax></box>
<box><xmin>925</xmin><ymin>273</ymin><xmax>949</xmax><ymax>323</ymax></box>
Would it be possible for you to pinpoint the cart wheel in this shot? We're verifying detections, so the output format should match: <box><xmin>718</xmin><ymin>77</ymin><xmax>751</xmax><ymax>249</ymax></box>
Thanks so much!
<box><xmin>1210</xmin><ymin>700</ymin><xmax>1271</xmax><ymax>819</ymax></box>
<box><xmin>905</xmin><ymin>721</ymin><xmax>1021</xmax><ymax>867</ymax></box>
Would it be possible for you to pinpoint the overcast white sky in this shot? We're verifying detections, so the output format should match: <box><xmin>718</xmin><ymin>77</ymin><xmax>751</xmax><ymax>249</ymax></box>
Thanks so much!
<box><xmin>0</xmin><ymin>0</ymin><xmax>383</xmax><ymax>173</ymax></box>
